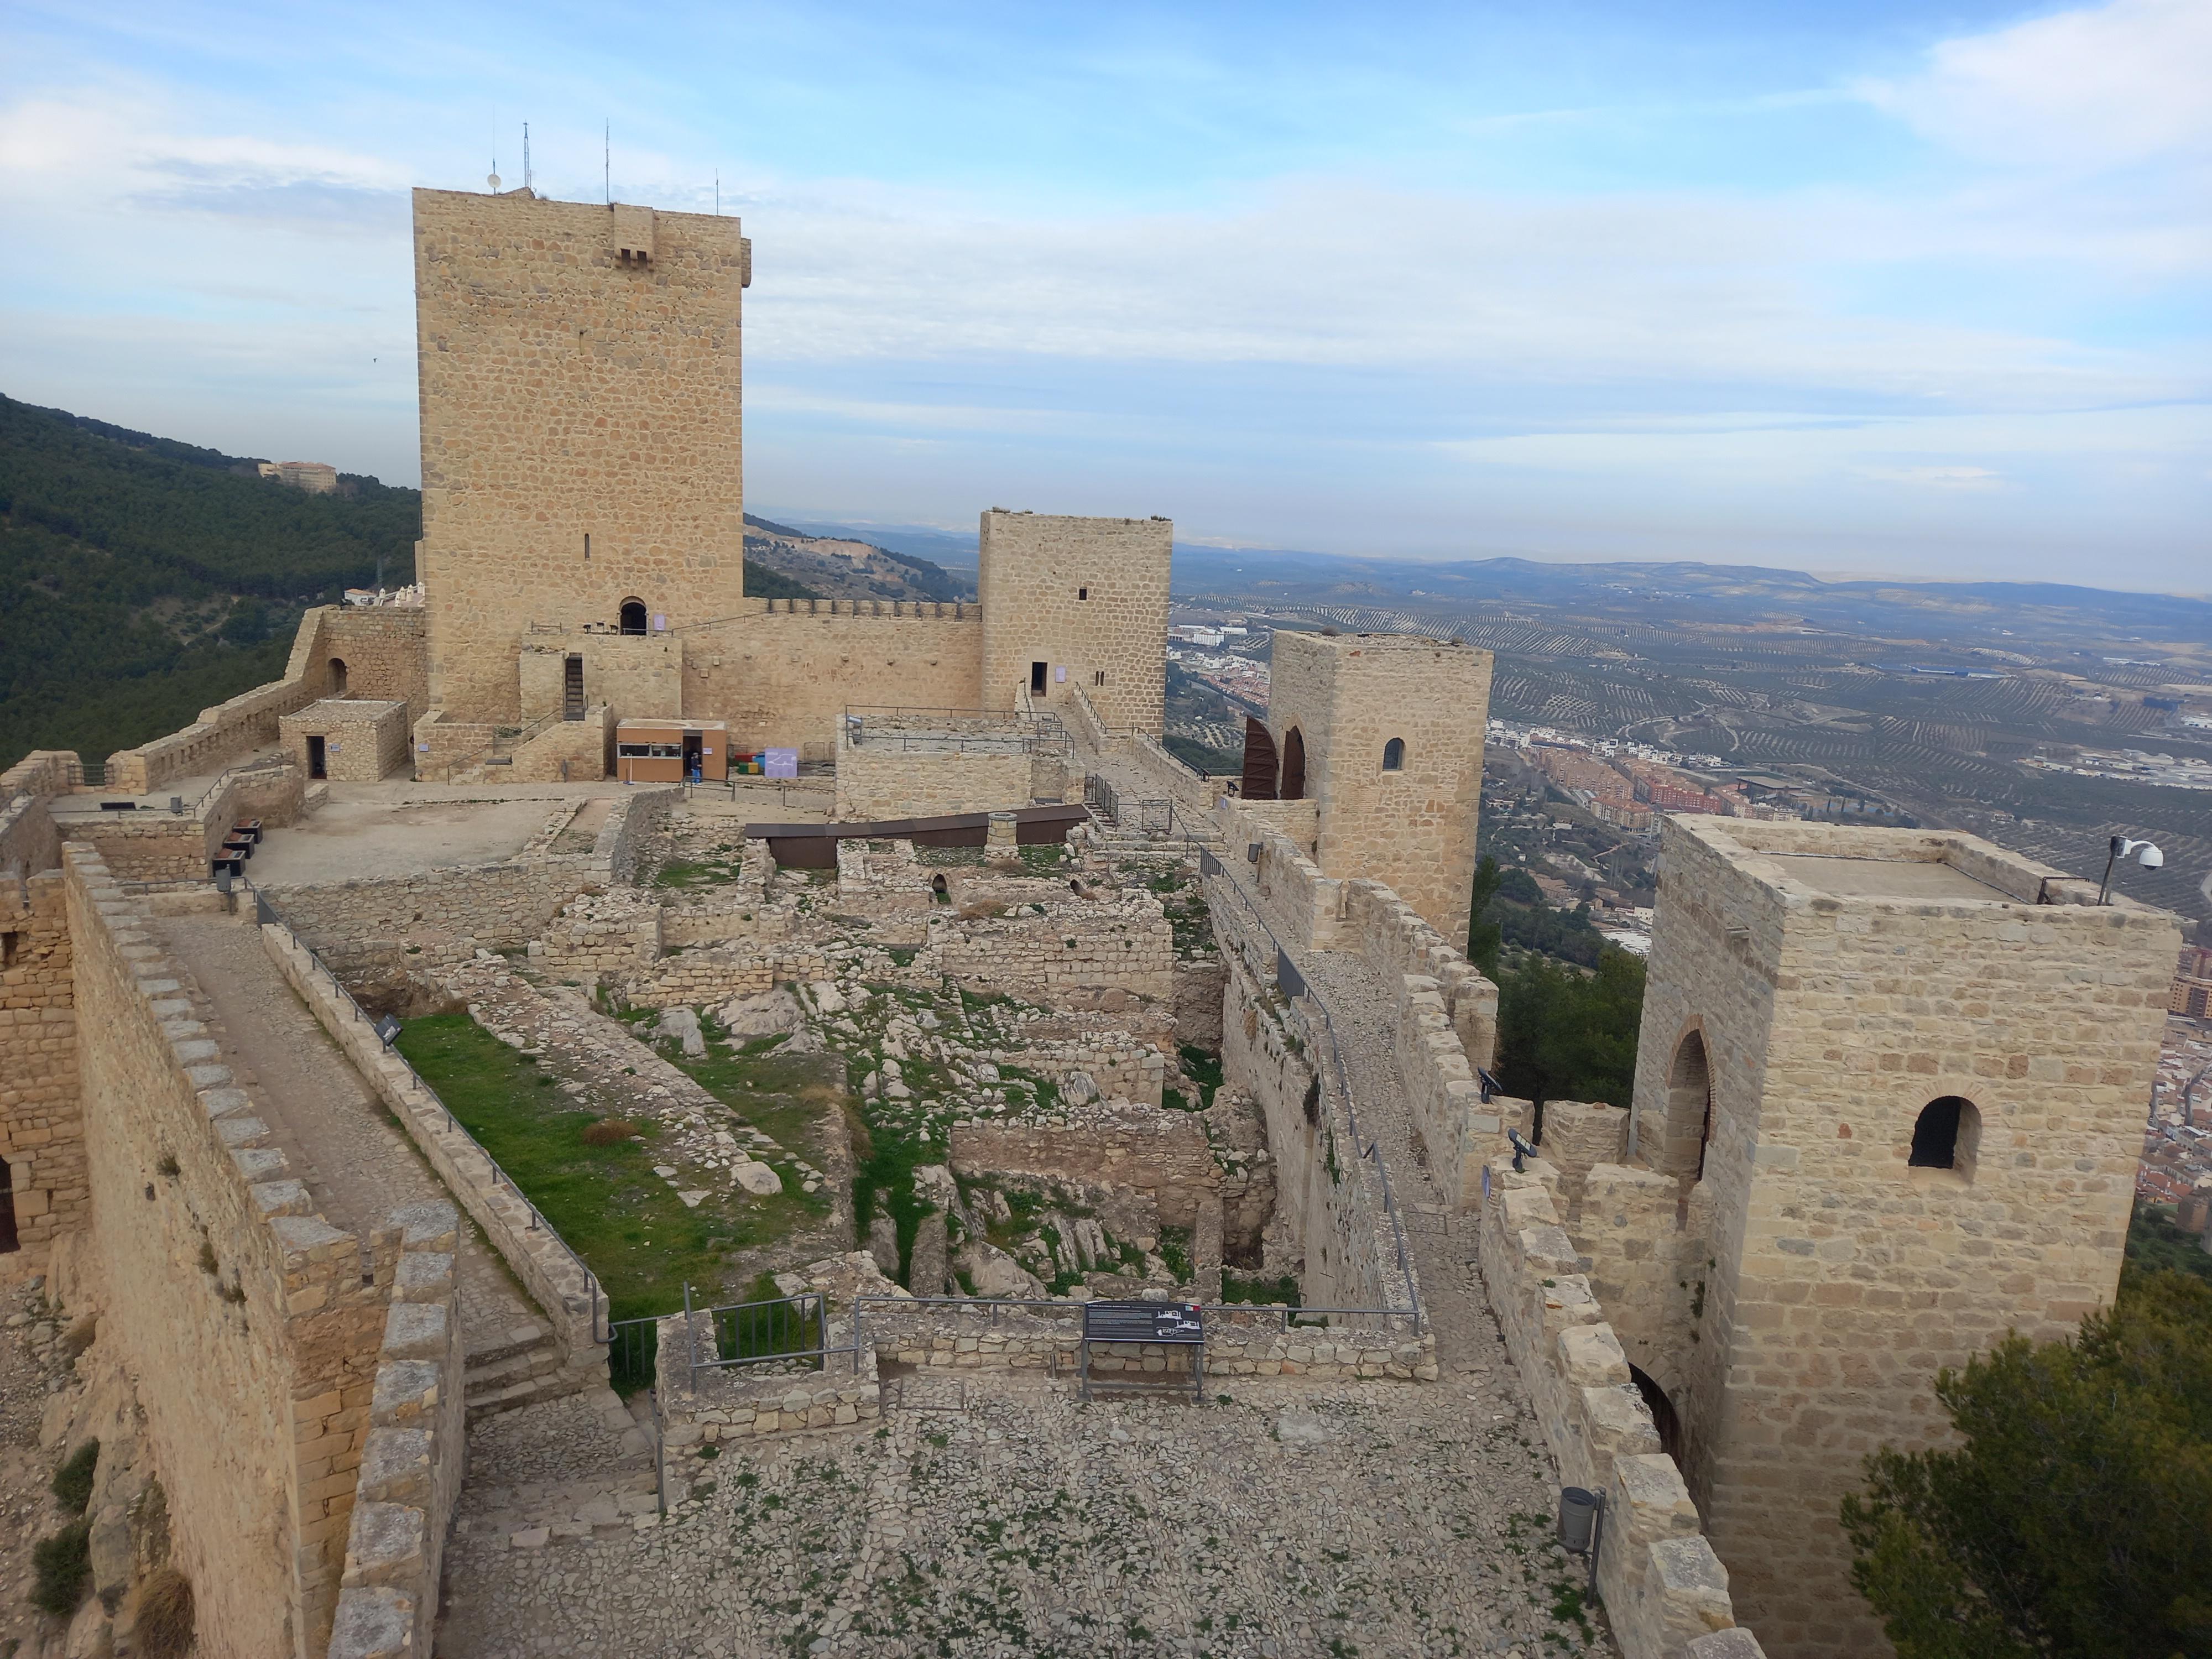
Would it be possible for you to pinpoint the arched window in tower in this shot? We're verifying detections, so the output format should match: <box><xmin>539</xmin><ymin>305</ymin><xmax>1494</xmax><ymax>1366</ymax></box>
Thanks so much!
<box><xmin>1663</xmin><ymin>1030</ymin><xmax>1713</xmax><ymax>1186</ymax></box>
<box><xmin>1382</xmin><ymin>737</ymin><xmax>1405</xmax><ymax>771</ymax></box>
<box><xmin>1910</xmin><ymin>1096</ymin><xmax>1980</xmax><ymax>1180</ymax></box>
<box><xmin>328</xmin><ymin>658</ymin><xmax>348</xmax><ymax>696</ymax></box>
<box><xmin>619</xmin><ymin>599</ymin><xmax>648</xmax><ymax>637</ymax></box>
<box><xmin>1280</xmin><ymin>727</ymin><xmax>1307</xmax><ymax>801</ymax></box>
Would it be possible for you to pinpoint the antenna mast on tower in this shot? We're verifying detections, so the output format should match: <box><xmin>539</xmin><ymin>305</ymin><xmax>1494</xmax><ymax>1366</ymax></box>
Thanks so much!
<box><xmin>523</xmin><ymin>122</ymin><xmax>533</xmax><ymax>193</ymax></box>
<box><xmin>604</xmin><ymin>120</ymin><xmax>611</xmax><ymax>204</ymax></box>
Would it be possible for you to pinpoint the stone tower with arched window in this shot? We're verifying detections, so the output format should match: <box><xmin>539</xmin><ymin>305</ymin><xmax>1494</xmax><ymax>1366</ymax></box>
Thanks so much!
<box><xmin>1254</xmin><ymin>630</ymin><xmax>1493</xmax><ymax>941</ymax></box>
<box><xmin>1613</xmin><ymin>816</ymin><xmax>2180</xmax><ymax>1659</ymax></box>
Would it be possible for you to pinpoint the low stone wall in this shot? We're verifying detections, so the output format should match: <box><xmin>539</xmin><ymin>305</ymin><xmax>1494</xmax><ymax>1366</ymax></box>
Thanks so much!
<box><xmin>510</xmin><ymin>707</ymin><xmax>612</xmax><ymax>783</ymax></box>
<box><xmin>539</xmin><ymin>888</ymin><xmax>662</xmax><ymax>978</ymax></box>
<box><xmin>1393</xmin><ymin>973</ymin><xmax>1510</xmax><ymax>1210</ymax></box>
<box><xmin>1342</xmin><ymin>878</ymin><xmax>1498</xmax><ymax>1068</ymax></box>
<box><xmin>1478</xmin><ymin>1157</ymin><xmax>1766</xmax><ymax>1659</ymax></box>
<box><xmin>616</xmin><ymin>945</ymin><xmax>833</xmax><ymax>1008</ymax></box>
<box><xmin>655</xmin><ymin>1318</ymin><xmax>882</xmax><ymax>1455</ymax></box>
<box><xmin>104</xmin><ymin>669</ymin><xmax>322</xmax><ymax>795</ymax></box>
<box><xmin>1173</xmin><ymin>956</ymin><xmax>1225</xmax><ymax>1051</ymax></box>
<box><xmin>2</xmin><ymin>748</ymin><xmax>81</xmax><ymax>803</ymax></box>
<box><xmin>268</xmin><ymin>790</ymin><xmax>671</xmax><ymax>973</ymax></box>
<box><xmin>951</xmin><ymin>1103</ymin><xmax>1219</xmax><ymax>1237</ymax></box>
<box><xmin>835</xmin><ymin>727</ymin><xmax>1035</xmax><ymax>820</ymax></box>
<box><xmin>326</xmin><ymin>1201</ymin><xmax>467</xmax><ymax>1659</ymax></box>
<box><xmin>0</xmin><ymin>789</ymin><xmax>62</xmax><ymax>883</ymax></box>
<box><xmin>1220</xmin><ymin>806</ymin><xmax>1342</xmax><ymax>953</ymax></box>
<box><xmin>860</xmin><ymin>1298</ymin><xmax>1434</xmax><ymax>1381</ymax></box>
<box><xmin>264</xmin><ymin>922</ymin><xmax>609</xmax><ymax>1400</ymax></box>
<box><xmin>64</xmin><ymin>760</ymin><xmax>305</xmax><ymax>885</ymax></box>
<box><xmin>932</xmin><ymin>893</ymin><xmax>1173</xmax><ymax>1011</ymax></box>
<box><xmin>64</xmin><ymin>844</ymin><xmax>395</xmax><ymax>1657</ymax></box>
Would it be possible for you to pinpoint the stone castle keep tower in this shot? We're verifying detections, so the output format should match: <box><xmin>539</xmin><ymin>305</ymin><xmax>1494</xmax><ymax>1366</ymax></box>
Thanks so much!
<box><xmin>407</xmin><ymin>187</ymin><xmax>1173</xmax><ymax>766</ymax></box>
<box><xmin>1591</xmin><ymin>818</ymin><xmax>2181</xmax><ymax>1658</ymax></box>
<box><xmin>413</xmin><ymin>188</ymin><xmax>752</xmax><ymax>726</ymax></box>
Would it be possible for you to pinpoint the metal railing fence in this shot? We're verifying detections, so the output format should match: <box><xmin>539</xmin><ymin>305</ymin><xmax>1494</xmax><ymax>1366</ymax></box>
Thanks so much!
<box><xmin>240</xmin><ymin>874</ymin><xmax>611</xmax><ymax>1343</ymax></box>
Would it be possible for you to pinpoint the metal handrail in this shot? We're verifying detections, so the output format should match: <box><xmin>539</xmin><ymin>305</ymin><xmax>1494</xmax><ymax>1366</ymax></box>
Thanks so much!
<box><xmin>1194</xmin><ymin>856</ymin><xmax>1424</xmax><ymax>1333</ymax></box>
<box><xmin>241</xmin><ymin>874</ymin><xmax>611</xmax><ymax>1343</ymax></box>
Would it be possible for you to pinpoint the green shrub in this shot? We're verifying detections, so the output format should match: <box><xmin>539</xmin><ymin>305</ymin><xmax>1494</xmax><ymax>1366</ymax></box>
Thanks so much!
<box><xmin>31</xmin><ymin>1519</ymin><xmax>92</xmax><ymax>1615</ymax></box>
<box><xmin>50</xmin><ymin>1440</ymin><xmax>98</xmax><ymax>1514</ymax></box>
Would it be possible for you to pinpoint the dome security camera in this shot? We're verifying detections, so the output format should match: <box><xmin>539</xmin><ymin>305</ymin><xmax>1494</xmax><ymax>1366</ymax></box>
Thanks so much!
<box><xmin>2136</xmin><ymin>843</ymin><xmax>2164</xmax><ymax>869</ymax></box>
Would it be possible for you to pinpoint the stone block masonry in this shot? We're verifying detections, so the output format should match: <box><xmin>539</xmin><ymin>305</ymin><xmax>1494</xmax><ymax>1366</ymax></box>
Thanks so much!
<box><xmin>978</xmin><ymin>511</ymin><xmax>1172</xmax><ymax>733</ymax></box>
<box><xmin>1620</xmin><ymin>818</ymin><xmax>2180</xmax><ymax>1659</ymax></box>
<box><xmin>327</xmin><ymin>1202</ymin><xmax>467</xmax><ymax>1659</ymax></box>
<box><xmin>281</xmin><ymin>698</ymin><xmax>411</xmax><ymax>782</ymax></box>
<box><xmin>1264</xmin><ymin>631</ymin><xmax>1491</xmax><ymax>944</ymax></box>
<box><xmin>0</xmin><ymin>868</ymin><xmax>83</xmax><ymax>1282</ymax></box>
<box><xmin>62</xmin><ymin>844</ymin><xmax>399</xmax><ymax>1658</ymax></box>
<box><xmin>1478</xmin><ymin>1157</ymin><xmax>1766</xmax><ymax>1659</ymax></box>
<box><xmin>932</xmin><ymin>891</ymin><xmax>1174</xmax><ymax>1012</ymax></box>
<box><xmin>414</xmin><ymin>187</ymin><xmax>749</xmax><ymax>724</ymax></box>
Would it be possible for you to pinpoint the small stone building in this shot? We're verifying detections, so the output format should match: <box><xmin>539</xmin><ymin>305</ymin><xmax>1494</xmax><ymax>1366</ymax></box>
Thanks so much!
<box><xmin>279</xmin><ymin>698</ymin><xmax>410</xmax><ymax>782</ymax></box>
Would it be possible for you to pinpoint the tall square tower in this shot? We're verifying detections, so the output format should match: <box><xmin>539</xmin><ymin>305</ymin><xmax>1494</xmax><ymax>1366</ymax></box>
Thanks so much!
<box><xmin>1627</xmin><ymin>818</ymin><xmax>2179</xmax><ymax>1658</ymax></box>
<box><xmin>1261</xmin><ymin>630</ymin><xmax>1491</xmax><ymax>942</ymax></box>
<box><xmin>413</xmin><ymin>187</ymin><xmax>750</xmax><ymax>722</ymax></box>
<box><xmin>977</xmin><ymin>511</ymin><xmax>1172</xmax><ymax>732</ymax></box>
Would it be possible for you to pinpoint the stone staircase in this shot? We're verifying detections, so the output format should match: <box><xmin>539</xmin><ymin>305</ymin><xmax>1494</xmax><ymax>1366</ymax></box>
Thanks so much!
<box><xmin>464</xmin><ymin>1318</ymin><xmax>583</xmax><ymax>1420</ymax></box>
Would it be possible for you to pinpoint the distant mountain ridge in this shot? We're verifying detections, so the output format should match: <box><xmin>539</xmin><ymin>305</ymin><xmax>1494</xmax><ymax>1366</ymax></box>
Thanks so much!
<box><xmin>1172</xmin><ymin>545</ymin><xmax>2212</xmax><ymax>644</ymax></box>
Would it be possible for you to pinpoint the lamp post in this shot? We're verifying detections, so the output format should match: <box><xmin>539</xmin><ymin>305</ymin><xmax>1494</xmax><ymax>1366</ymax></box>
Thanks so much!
<box><xmin>2098</xmin><ymin>836</ymin><xmax>2163</xmax><ymax>905</ymax></box>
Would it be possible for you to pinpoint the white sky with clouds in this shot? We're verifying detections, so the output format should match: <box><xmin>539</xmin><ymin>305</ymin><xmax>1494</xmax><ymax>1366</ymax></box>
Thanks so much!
<box><xmin>1</xmin><ymin>0</ymin><xmax>2206</xmax><ymax>589</ymax></box>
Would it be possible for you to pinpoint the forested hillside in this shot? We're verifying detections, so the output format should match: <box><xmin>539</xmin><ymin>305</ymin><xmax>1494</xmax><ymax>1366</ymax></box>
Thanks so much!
<box><xmin>0</xmin><ymin>395</ymin><xmax>419</xmax><ymax>768</ymax></box>
<box><xmin>0</xmin><ymin>398</ymin><xmax>859</xmax><ymax>770</ymax></box>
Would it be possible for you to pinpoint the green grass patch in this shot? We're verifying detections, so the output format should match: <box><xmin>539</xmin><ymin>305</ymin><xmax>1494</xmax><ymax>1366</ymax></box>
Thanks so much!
<box><xmin>1221</xmin><ymin>1270</ymin><xmax>1302</xmax><ymax>1306</ymax></box>
<box><xmin>397</xmin><ymin>1014</ymin><xmax>797</xmax><ymax>1321</ymax></box>
<box><xmin>1158</xmin><ymin>1224</ymin><xmax>1194</xmax><ymax>1286</ymax></box>
<box><xmin>652</xmin><ymin>857</ymin><xmax>740</xmax><ymax>890</ymax></box>
<box><xmin>1178</xmin><ymin>1044</ymin><xmax>1223</xmax><ymax>1110</ymax></box>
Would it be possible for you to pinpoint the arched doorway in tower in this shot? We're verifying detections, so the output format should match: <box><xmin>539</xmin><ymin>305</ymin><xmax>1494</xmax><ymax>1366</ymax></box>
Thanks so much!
<box><xmin>1280</xmin><ymin>727</ymin><xmax>1306</xmax><ymax>801</ymax></box>
<box><xmin>619</xmin><ymin>599</ymin><xmax>649</xmax><ymax>636</ymax></box>
<box><xmin>1663</xmin><ymin>1030</ymin><xmax>1714</xmax><ymax>1219</ymax></box>
<box><xmin>1629</xmin><ymin>1364</ymin><xmax>1682</xmax><ymax>1460</ymax></box>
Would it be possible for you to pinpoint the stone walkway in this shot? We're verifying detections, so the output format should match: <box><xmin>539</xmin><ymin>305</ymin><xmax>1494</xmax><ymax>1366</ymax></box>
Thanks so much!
<box><xmin>152</xmin><ymin>911</ymin><xmax>545</xmax><ymax>1358</ymax></box>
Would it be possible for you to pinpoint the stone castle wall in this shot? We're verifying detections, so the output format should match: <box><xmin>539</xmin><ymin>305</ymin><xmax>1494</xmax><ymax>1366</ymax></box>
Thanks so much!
<box><xmin>326</xmin><ymin>1202</ymin><xmax>467</xmax><ymax>1659</ymax></box>
<box><xmin>1621</xmin><ymin>818</ymin><xmax>2181</xmax><ymax>1658</ymax></box>
<box><xmin>67</xmin><ymin>760</ymin><xmax>305</xmax><ymax>885</ymax></box>
<box><xmin>680</xmin><ymin>604</ymin><xmax>982</xmax><ymax>760</ymax></box>
<box><xmin>0</xmin><ymin>869</ymin><xmax>83</xmax><ymax>1281</ymax></box>
<box><xmin>64</xmin><ymin>845</ymin><xmax>397</xmax><ymax>1658</ymax></box>
<box><xmin>413</xmin><ymin>187</ymin><xmax>748</xmax><ymax>723</ymax></box>
<box><xmin>1265</xmin><ymin>632</ymin><xmax>1490</xmax><ymax>943</ymax></box>
<box><xmin>949</xmin><ymin>1103</ymin><xmax>1220</xmax><ymax>1232</ymax></box>
<box><xmin>1478</xmin><ymin>1157</ymin><xmax>1767</xmax><ymax>1659</ymax></box>
<box><xmin>978</xmin><ymin>512</ymin><xmax>1172</xmax><ymax>733</ymax></box>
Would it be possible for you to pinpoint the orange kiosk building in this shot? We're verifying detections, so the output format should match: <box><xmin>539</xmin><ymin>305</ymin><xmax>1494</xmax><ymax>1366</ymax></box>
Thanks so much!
<box><xmin>614</xmin><ymin>719</ymin><xmax>731</xmax><ymax>784</ymax></box>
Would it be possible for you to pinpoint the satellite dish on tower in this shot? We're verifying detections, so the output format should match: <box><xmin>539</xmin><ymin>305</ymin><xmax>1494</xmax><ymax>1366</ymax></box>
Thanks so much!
<box><xmin>487</xmin><ymin>172</ymin><xmax>502</xmax><ymax>191</ymax></box>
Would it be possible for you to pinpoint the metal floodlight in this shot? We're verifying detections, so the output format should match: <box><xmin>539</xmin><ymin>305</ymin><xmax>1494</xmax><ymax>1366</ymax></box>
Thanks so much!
<box><xmin>2098</xmin><ymin>837</ymin><xmax>2165</xmax><ymax>904</ymax></box>
<box><xmin>1507</xmin><ymin>1126</ymin><xmax>1538</xmax><ymax>1173</ymax></box>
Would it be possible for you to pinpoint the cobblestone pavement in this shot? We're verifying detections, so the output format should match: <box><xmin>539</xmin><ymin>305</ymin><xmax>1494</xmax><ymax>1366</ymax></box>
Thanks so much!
<box><xmin>154</xmin><ymin>911</ymin><xmax>544</xmax><ymax>1356</ymax></box>
<box><xmin>436</xmin><ymin>1369</ymin><xmax>1608</xmax><ymax>1659</ymax></box>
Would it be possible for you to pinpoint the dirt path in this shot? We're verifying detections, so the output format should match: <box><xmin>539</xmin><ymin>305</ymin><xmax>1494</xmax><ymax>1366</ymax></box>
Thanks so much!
<box><xmin>152</xmin><ymin>911</ymin><xmax>545</xmax><ymax>1357</ymax></box>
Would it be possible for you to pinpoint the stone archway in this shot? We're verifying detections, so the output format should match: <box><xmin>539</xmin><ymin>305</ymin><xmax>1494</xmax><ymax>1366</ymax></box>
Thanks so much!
<box><xmin>1280</xmin><ymin>727</ymin><xmax>1306</xmax><ymax>802</ymax></box>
